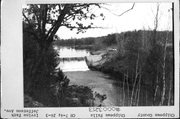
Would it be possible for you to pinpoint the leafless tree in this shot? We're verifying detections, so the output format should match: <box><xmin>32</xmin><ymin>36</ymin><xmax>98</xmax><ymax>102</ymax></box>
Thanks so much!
<box><xmin>159</xmin><ymin>26</ymin><xmax>169</xmax><ymax>106</ymax></box>
<box><xmin>130</xmin><ymin>51</ymin><xmax>140</xmax><ymax>106</ymax></box>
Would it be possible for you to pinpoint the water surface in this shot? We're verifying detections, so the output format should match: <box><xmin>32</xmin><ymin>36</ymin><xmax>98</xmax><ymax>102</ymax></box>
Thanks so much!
<box><xmin>55</xmin><ymin>46</ymin><xmax>90</xmax><ymax>71</ymax></box>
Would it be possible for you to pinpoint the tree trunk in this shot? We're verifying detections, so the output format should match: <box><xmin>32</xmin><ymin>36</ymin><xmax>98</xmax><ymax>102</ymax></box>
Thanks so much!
<box><xmin>134</xmin><ymin>85</ymin><xmax>138</xmax><ymax>105</ymax></box>
<box><xmin>137</xmin><ymin>71</ymin><xmax>141</xmax><ymax>106</ymax></box>
<box><xmin>126</xmin><ymin>70</ymin><xmax>130</xmax><ymax>105</ymax></box>
<box><xmin>130</xmin><ymin>51</ymin><xmax>139</xmax><ymax>106</ymax></box>
<box><xmin>122</xmin><ymin>73</ymin><xmax>125</xmax><ymax>106</ymax></box>
<box><xmin>160</xmin><ymin>32</ymin><xmax>168</xmax><ymax>106</ymax></box>
<box><xmin>146</xmin><ymin>88</ymin><xmax>148</xmax><ymax>105</ymax></box>
<box><xmin>153</xmin><ymin>69</ymin><xmax>159</xmax><ymax>105</ymax></box>
<box><xmin>168</xmin><ymin>78</ymin><xmax>172</xmax><ymax>105</ymax></box>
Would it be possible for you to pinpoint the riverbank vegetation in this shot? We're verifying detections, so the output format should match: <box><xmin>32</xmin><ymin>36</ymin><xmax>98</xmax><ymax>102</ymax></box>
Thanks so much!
<box><xmin>100</xmin><ymin>30</ymin><xmax>173</xmax><ymax>106</ymax></box>
<box><xmin>54</xmin><ymin>29</ymin><xmax>174</xmax><ymax>106</ymax></box>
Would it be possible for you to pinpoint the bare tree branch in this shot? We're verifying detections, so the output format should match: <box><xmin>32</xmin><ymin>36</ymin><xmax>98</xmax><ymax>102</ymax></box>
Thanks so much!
<box><xmin>154</xmin><ymin>3</ymin><xmax>160</xmax><ymax>30</ymax></box>
<box><xmin>42</xmin><ymin>5</ymin><xmax>48</xmax><ymax>35</ymax></box>
<box><xmin>46</xmin><ymin>4</ymin><xmax>71</xmax><ymax>42</ymax></box>
<box><xmin>23</xmin><ymin>12</ymin><xmax>40</xmax><ymax>39</ymax></box>
<box><xmin>102</xmin><ymin>3</ymin><xmax>135</xmax><ymax>17</ymax></box>
<box><xmin>23</xmin><ymin>12</ymin><xmax>31</xmax><ymax>25</ymax></box>
<box><xmin>117</xmin><ymin>3</ymin><xmax>135</xmax><ymax>16</ymax></box>
<box><xmin>45</xmin><ymin>23</ymin><xmax>57</xmax><ymax>39</ymax></box>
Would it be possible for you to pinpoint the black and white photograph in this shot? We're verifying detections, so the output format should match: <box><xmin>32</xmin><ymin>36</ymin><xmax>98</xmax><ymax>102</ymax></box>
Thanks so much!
<box><xmin>1</xmin><ymin>0</ymin><xmax>180</xmax><ymax>118</ymax></box>
<box><xmin>22</xmin><ymin>2</ymin><xmax>175</xmax><ymax>107</ymax></box>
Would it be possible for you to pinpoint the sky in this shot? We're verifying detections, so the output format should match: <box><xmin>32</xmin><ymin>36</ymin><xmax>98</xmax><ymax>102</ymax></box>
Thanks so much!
<box><xmin>56</xmin><ymin>2</ymin><xmax>173</xmax><ymax>39</ymax></box>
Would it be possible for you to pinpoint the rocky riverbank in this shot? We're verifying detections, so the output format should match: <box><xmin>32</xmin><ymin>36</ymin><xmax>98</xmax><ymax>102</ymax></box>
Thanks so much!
<box><xmin>85</xmin><ymin>48</ymin><xmax>117</xmax><ymax>71</ymax></box>
<box><xmin>85</xmin><ymin>47</ymin><xmax>130</xmax><ymax>84</ymax></box>
<box><xmin>24</xmin><ymin>84</ymin><xmax>106</xmax><ymax>107</ymax></box>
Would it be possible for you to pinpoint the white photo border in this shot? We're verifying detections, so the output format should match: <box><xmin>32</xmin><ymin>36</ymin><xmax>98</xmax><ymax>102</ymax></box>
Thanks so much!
<box><xmin>1</xmin><ymin>0</ymin><xmax>179</xmax><ymax>118</ymax></box>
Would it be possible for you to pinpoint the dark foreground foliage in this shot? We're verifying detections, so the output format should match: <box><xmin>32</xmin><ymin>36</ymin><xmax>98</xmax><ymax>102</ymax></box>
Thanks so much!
<box><xmin>24</xmin><ymin>85</ymin><xmax>95</xmax><ymax>107</ymax></box>
<box><xmin>23</xmin><ymin>22</ymin><xmax>96</xmax><ymax>107</ymax></box>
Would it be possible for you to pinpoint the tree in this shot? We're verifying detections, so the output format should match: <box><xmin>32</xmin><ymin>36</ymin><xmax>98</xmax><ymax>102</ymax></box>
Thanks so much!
<box><xmin>23</xmin><ymin>4</ymin><xmax>105</xmax><ymax>83</ymax></box>
<box><xmin>23</xmin><ymin>4</ymin><xmax>104</xmax><ymax>49</ymax></box>
<box><xmin>23</xmin><ymin>4</ymin><xmax>105</xmax><ymax>105</ymax></box>
<box><xmin>23</xmin><ymin>4</ymin><xmax>104</xmax><ymax>76</ymax></box>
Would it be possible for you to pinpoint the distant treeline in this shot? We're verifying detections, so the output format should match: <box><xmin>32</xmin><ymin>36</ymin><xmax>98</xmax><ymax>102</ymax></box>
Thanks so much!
<box><xmin>54</xmin><ymin>30</ymin><xmax>172</xmax><ymax>48</ymax></box>
<box><xmin>54</xmin><ymin>33</ymin><xmax>117</xmax><ymax>47</ymax></box>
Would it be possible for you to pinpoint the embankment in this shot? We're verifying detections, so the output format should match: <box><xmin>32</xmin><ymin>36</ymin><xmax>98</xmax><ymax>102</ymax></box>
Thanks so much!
<box><xmin>85</xmin><ymin>48</ymin><xmax>124</xmax><ymax>80</ymax></box>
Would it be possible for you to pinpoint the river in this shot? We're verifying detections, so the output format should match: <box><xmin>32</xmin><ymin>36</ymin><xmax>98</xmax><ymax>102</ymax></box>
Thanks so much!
<box><xmin>54</xmin><ymin>46</ymin><xmax>148</xmax><ymax>106</ymax></box>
